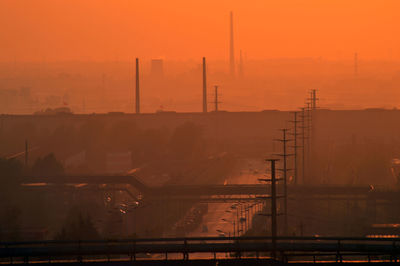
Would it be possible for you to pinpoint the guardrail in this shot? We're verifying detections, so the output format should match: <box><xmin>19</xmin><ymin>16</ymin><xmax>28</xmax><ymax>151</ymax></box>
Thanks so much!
<box><xmin>1</xmin><ymin>236</ymin><xmax>400</xmax><ymax>264</ymax></box>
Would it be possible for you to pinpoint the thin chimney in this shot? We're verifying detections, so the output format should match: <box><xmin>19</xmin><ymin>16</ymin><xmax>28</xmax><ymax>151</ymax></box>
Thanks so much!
<box><xmin>229</xmin><ymin>11</ymin><xmax>235</xmax><ymax>77</ymax></box>
<box><xmin>203</xmin><ymin>57</ymin><xmax>207</xmax><ymax>113</ymax></box>
<box><xmin>135</xmin><ymin>58</ymin><xmax>140</xmax><ymax>114</ymax></box>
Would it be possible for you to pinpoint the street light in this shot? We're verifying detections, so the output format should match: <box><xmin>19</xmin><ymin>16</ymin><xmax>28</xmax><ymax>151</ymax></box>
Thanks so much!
<box><xmin>221</xmin><ymin>218</ymin><xmax>236</xmax><ymax>237</ymax></box>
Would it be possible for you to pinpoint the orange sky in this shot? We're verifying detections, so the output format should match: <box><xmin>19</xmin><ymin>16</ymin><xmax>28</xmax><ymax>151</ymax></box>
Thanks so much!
<box><xmin>1</xmin><ymin>0</ymin><xmax>399</xmax><ymax>62</ymax></box>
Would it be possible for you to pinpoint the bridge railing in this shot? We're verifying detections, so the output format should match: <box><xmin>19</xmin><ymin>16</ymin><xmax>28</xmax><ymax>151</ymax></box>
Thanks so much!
<box><xmin>1</xmin><ymin>236</ymin><xmax>400</xmax><ymax>263</ymax></box>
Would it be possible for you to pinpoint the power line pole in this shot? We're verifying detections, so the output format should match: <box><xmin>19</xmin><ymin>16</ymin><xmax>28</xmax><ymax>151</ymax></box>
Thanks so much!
<box><xmin>289</xmin><ymin>112</ymin><xmax>300</xmax><ymax>185</ymax></box>
<box><xmin>306</xmin><ymin>102</ymin><xmax>312</xmax><ymax>151</ymax></box>
<box><xmin>311</xmin><ymin>89</ymin><xmax>318</xmax><ymax>110</ymax></box>
<box><xmin>305</xmin><ymin>101</ymin><xmax>313</xmax><ymax>181</ymax></box>
<box><xmin>300</xmin><ymin>107</ymin><xmax>307</xmax><ymax>184</ymax></box>
<box><xmin>258</xmin><ymin>159</ymin><xmax>285</xmax><ymax>257</ymax></box>
<box><xmin>214</xmin><ymin>85</ymin><xmax>221</xmax><ymax>112</ymax></box>
<box><xmin>266</xmin><ymin>159</ymin><xmax>279</xmax><ymax>259</ymax></box>
<box><xmin>310</xmin><ymin>90</ymin><xmax>318</xmax><ymax>180</ymax></box>
<box><xmin>274</xmin><ymin>129</ymin><xmax>292</xmax><ymax>235</ymax></box>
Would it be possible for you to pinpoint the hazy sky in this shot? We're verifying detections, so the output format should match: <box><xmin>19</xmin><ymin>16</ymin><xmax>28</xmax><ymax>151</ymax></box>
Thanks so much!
<box><xmin>1</xmin><ymin>0</ymin><xmax>399</xmax><ymax>62</ymax></box>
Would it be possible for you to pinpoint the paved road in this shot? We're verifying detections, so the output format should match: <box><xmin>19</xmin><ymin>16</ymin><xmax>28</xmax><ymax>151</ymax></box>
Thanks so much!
<box><xmin>187</xmin><ymin>158</ymin><xmax>266</xmax><ymax>238</ymax></box>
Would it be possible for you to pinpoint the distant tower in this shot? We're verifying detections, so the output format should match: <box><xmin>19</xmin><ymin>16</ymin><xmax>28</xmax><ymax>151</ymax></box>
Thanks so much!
<box><xmin>214</xmin><ymin>85</ymin><xmax>220</xmax><ymax>112</ymax></box>
<box><xmin>229</xmin><ymin>11</ymin><xmax>235</xmax><ymax>77</ymax></box>
<box><xmin>203</xmin><ymin>57</ymin><xmax>207</xmax><ymax>113</ymax></box>
<box><xmin>135</xmin><ymin>58</ymin><xmax>140</xmax><ymax>114</ymax></box>
<box><xmin>239</xmin><ymin>49</ymin><xmax>244</xmax><ymax>78</ymax></box>
<box><xmin>354</xmin><ymin>52</ymin><xmax>358</xmax><ymax>77</ymax></box>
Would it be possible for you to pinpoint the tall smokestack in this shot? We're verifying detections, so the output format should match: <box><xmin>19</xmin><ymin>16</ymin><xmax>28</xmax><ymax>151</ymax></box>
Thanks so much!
<box><xmin>135</xmin><ymin>58</ymin><xmax>140</xmax><ymax>114</ymax></box>
<box><xmin>203</xmin><ymin>57</ymin><xmax>207</xmax><ymax>113</ymax></box>
<box><xmin>229</xmin><ymin>11</ymin><xmax>235</xmax><ymax>77</ymax></box>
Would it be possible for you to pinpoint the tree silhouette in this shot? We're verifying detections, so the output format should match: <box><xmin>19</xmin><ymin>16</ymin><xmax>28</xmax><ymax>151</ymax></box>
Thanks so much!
<box><xmin>31</xmin><ymin>153</ymin><xmax>64</xmax><ymax>176</ymax></box>
<box><xmin>55</xmin><ymin>206</ymin><xmax>100</xmax><ymax>240</ymax></box>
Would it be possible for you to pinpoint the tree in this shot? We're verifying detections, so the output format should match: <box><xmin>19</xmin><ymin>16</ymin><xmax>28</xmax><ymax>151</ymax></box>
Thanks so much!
<box><xmin>31</xmin><ymin>153</ymin><xmax>64</xmax><ymax>176</ymax></box>
<box><xmin>55</xmin><ymin>207</ymin><xmax>100</xmax><ymax>240</ymax></box>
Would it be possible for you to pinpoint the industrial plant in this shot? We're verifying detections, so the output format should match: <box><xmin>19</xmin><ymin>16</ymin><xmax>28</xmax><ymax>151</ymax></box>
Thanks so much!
<box><xmin>1</xmin><ymin>1</ymin><xmax>400</xmax><ymax>265</ymax></box>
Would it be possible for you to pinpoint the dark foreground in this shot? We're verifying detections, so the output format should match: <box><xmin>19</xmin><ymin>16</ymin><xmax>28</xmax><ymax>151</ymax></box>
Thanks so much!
<box><xmin>2</xmin><ymin>236</ymin><xmax>400</xmax><ymax>265</ymax></box>
<box><xmin>12</xmin><ymin>260</ymin><xmax>400</xmax><ymax>266</ymax></box>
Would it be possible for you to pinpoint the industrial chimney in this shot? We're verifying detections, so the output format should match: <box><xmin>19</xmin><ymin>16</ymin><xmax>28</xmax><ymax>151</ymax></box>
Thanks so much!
<box><xmin>203</xmin><ymin>57</ymin><xmax>207</xmax><ymax>113</ymax></box>
<box><xmin>135</xmin><ymin>58</ymin><xmax>140</xmax><ymax>114</ymax></box>
<box><xmin>229</xmin><ymin>11</ymin><xmax>235</xmax><ymax>77</ymax></box>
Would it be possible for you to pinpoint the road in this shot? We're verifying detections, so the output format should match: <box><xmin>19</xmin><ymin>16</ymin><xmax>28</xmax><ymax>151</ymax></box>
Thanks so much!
<box><xmin>187</xmin><ymin>158</ymin><xmax>267</xmax><ymax>238</ymax></box>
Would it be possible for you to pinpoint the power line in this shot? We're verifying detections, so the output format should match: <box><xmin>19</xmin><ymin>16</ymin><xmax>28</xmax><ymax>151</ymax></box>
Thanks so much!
<box><xmin>289</xmin><ymin>111</ymin><xmax>301</xmax><ymax>185</ymax></box>
<box><xmin>299</xmin><ymin>107</ymin><xmax>308</xmax><ymax>184</ymax></box>
<box><xmin>273</xmin><ymin>129</ymin><xmax>293</xmax><ymax>235</ymax></box>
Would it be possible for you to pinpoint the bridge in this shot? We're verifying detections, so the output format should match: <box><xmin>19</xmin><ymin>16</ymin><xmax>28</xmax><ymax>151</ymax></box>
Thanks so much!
<box><xmin>20</xmin><ymin>175</ymin><xmax>399</xmax><ymax>202</ymax></box>
<box><xmin>2</xmin><ymin>236</ymin><xmax>400</xmax><ymax>265</ymax></box>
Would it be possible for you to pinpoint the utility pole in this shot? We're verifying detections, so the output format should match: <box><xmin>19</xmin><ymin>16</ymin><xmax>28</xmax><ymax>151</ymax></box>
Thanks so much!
<box><xmin>274</xmin><ymin>129</ymin><xmax>292</xmax><ymax>235</ymax></box>
<box><xmin>214</xmin><ymin>85</ymin><xmax>221</xmax><ymax>112</ymax></box>
<box><xmin>310</xmin><ymin>90</ymin><xmax>318</xmax><ymax>181</ymax></box>
<box><xmin>289</xmin><ymin>112</ymin><xmax>300</xmax><ymax>185</ymax></box>
<box><xmin>135</xmin><ymin>58</ymin><xmax>140</xmax><ymax>114</ymax></box>
<box><xmin>266</xmin><ymin>159</ymin><xmax>279</xmax><ymax>259</ymax></box>
<box><xmin>306</xmin><ymin>102</ymin><xmax>312</xmax><ymax>148</ymax></box>
<box><xmin>300</xmin><ymin>107</ymin><xmax>307</xmax><ymax>184</ymax></box>
<box><xmin>306</xmin><ymin>102</ymin><xmax>313</xmax><ymax>181</ymax></box>
<box><xmin>306</xmin><ymin>102</ymin><xmax>312</xmax><ymax>138</ymax></box>
<box><xmin>310</xmin><ymin>89</ymin><xmax>318</xmax><ymax>110</ymax></box>
<box><xmin>258</xmin><ymin>159</ymin><xmax>285</xmax><ymax>255</ymax></box>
